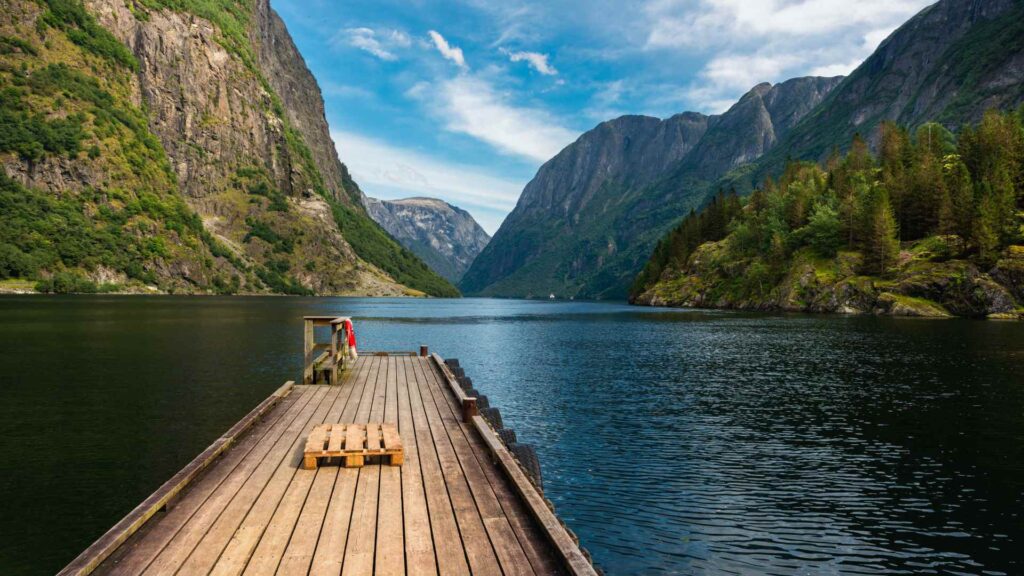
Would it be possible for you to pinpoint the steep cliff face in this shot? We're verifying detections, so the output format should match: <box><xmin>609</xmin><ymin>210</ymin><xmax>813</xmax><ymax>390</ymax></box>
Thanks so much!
<box><xmin>749</xmin><ymin>0</ymin><xmax>1024</xmax><ymax>178</ymax></box>
<box><xmin>460</xmin><ymin>78</ymin><xmax>840</xmax><ymax>299</ymax></box>
<box><xmin>682</xmin><ymin>77</ymin><xmax>843</xmax><ymax>179</ymax></box>
<box><xmin>365</xmin><ymin>197</ymin><xmax>491</xmax><ymax>282</ymax></box>
<box><xmin>0</xmin><ymin>0</ymin><xmax>455</xmax><ymax>295</ymax></box>
<box><xmin>251</xmin><ymin>1</ymin><xmax>361</xmax><ymax>207</ymax></box>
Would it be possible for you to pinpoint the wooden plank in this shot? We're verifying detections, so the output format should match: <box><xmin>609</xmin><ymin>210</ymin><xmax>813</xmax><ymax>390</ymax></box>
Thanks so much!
<box><xmin>140</xmin><ymin>386</ymin><xmax>328</xmax><ymax>574</ymax></box>
<box><xmin>468</xmin><ymin>416</ymin><xmax>594</xmax><ymax>575</ymax></box>
<box><xmin>59</xmin><ymin>381</ymin><xmax>296</xmax><ymax>576</ymax></box>
<box><xmin>425</xmin><ymin>359</ymin><xmax>561</xmax><ymax>574</ymax></box>
<box><xmin>344</xmin><ymin>425</ymin><xmax>364</xmax><ymax>452</ymax></box>
<box><xmin>97</xmin><ymin>384</ymin><xmax>306</xmax><ymax>575</ymax></box>
<box><xmin>416</xmin><ymin>359</ymin><xmax>535</xmax><ymax>576</ymax></box>
<box><xmin>407</xmin><ymin>351</ymin><xmax>471</xmax><ymax>576</ymax></box>
<box><xmin>328</xmin><ymin>424</ymin><xmax>345</xmax><ymax>453</ymax></box>
<box><xmin>396</xmin><ymin>355</ymin><xmax>438</xmax><ymax>576</ymax></box>
<box><xmin>428</xmin><ymin>359</ymin><xmax>597</xmax><ymax>576</ymax></box>
<box><xmin>382</xmin><ymin>423</ymin><xmax>401</xmax><ymax>451</ymax></box>
<box><xmin>411</xmin><ymin>357</ymin><xmax>503</xmax><ymax>575</ymax></box>
<box><xmin>242</xmin><ymin>358</ymin><xmax>368</xmax><ymax>576</ymax></box>
<box><xmin>303</xmin><ymin>356</ymin><xmax>376</xmax><ymax>576</ymax></box>
<box><xmin>208</xmin><ymin>383</ymin><xmax>354</xmax><ymax>576</ymax></box>
<box><xmin>168</xmin><ymin>386</ymin><xmax>337</xmax><ymax>574</ymax></box>
<box><xmin>341</xmin><ymin>356</ymin><xmax>388</xmax><ymax>576</ymax></box>
<box><xmin>365</xmin><ymin>423</ymin><xmax>381</xmax><ymax>451</ymax></box>
<box><xmin>374</xmin><ymin>356</ymin><xmax>405</xmax><ymax>575</ymax></box>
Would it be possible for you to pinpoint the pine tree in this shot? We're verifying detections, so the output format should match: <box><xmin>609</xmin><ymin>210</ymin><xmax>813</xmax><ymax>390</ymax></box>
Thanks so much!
<box><xmin>862</xmin><ymin>187</ymin><xmax>900</xmax><ymax>275</ymax></box>
<box><xmin>974</xmin><ymin>194</ymin><xmax>1001</xmax><ymax>265</ymax></box>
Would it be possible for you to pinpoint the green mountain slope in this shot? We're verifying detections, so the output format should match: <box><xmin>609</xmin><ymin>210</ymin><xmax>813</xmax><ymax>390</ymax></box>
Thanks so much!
<box><xmin>461</xmin><ymin>78</ymin><xmax>840</xmax><ymax>300</ymax></box>
<box><xmin>0</xmin><ymin>0</ymin><xmax>456</xmax><ymax>296</ymax></box>
<box><xmin>632</xmin><ymin>113</ymin><xmax>1024</xmax><ymax>319</ymax></box>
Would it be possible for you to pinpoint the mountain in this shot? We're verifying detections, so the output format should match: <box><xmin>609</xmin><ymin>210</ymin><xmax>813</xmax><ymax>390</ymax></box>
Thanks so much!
<box><xmin>0</xmin><ymin>0</ymin><xmax>457</xmax><ymax>296</ymax></box>
<box><xmin>738</xmin><ymin>0</ymin><xmax>1024</xmax><ymax>188</ymax></box>
<box><xmin>364</xmin><ymin>197</ymin><xmax>491</xmax><ymax>283</ymax></box>
<box><xmin>632</xmin><ymin>0</ymin><xmax>1024</xmax><ymax>317</ymax></box>
<box><xmin>631</xmin><ymin>112</ymin><xmax>1024</xmax><ymax>319</ymax></box>
<box><xmin>460</xmin><ymin>77</ymin><xmax>841</xmax><ymax>299</ymax></box>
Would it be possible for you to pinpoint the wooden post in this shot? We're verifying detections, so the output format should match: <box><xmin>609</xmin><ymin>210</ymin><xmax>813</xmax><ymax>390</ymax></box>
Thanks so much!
<box><xmin>462</xmin><ymin>397</ymin><xmax>478</xmax><ymax>422</ymax></box>
<box><xmin>302</xmin><ymin>318</ymin><xmax>314</xmax><ymax>384</ymax></box>
<box><xmin>419</xmin><ymin>345</ymin><xmax>429</xmax><ymax>357</ymax></box>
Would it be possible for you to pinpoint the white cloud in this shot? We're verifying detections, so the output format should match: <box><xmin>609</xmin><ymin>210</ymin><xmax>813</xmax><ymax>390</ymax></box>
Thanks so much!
<box><xmin>334</xmin><ymin>27</ymin><xmax>411</xmax><ymax>61</ymax></box>
<box><xmin>428</xmin><ymin>30</ymin><xmax>468</xmax><ymax>69</ymax></box>
<box><xmin>645</xmin><ymin>0</ymin><xmax>929</xmax><ymax>48</ymax></box>
<box><xmin>502</xmin><ymin>49</ymin><xmax>558</xmax><ymax>75</ymax></box>
<box><xmin>410</xmin><ymin>75</ymin><xmax>578</xmax><ymax>162</ymax></box>
<box><xmin>641</xmin><ymin>0</ymin><xmax>932</xmax><ymax>112</ymax></box>
<box><xmin>332</xmin><ymin>129</ymin><xmax>524</xmax><ymax>233</ymax></box>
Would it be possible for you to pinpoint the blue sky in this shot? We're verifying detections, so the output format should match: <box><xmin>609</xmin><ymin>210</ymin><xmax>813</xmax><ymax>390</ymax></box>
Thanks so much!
<box><xmin>273</xmin><ymin>0</ymin><xmax>933</xmax><ymax>233</ymax></box>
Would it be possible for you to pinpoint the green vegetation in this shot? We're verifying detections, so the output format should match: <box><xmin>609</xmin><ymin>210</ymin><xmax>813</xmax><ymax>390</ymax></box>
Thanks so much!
<box><xmin>254</xmin><ymin>258</ymin><xmax>312</xmax><ymax>296</ymax></box>
<box><xmin>0</xmin><ymin>172</ymin><xmax>195</xmax><ymax>287</ymax></box>
<box><xmin>244</xmin><ymin>218</ymin><xmax>294</xmax><ymax>254</ymax></box>
<box><xmin>0</xmin><ymin>0</ymin><xmax>458</xmax><ymax>296</ymax></box>
<box><xmin>330</xmin><ymin>202</ymin><xmax>460</xmax><ymax>297</ymax></box>
<box><xmin>236</xmin><ymin>167</ymin><xmax>290</xmax><ymax>212</ymax></box>
<box><xmin>632</xmin><ymin>110</ymin><xmax>1024</xmax><ymax>305</ymax></box>
<box><xmin>37</xmin><ymin>0</ymin><xmax>138</xmax><ymax>69</ymax></box>
<box><xmin>139</xmin><ymin>0</ymin><xmax>254</xmax><ymax>69</ymax></box>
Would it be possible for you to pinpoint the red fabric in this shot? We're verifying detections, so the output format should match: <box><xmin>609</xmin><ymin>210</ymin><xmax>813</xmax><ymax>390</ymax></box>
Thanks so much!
<box><xmin>344</xmin><ymin>319</ymin><xmax>357</xmax><ymax>348</ymax></box>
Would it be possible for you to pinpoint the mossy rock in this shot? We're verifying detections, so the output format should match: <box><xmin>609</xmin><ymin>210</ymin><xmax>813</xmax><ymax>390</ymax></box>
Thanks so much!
<box><xmin>908</xmin><ymin>235</ymin><xmax>967</xmax><ymax>262</ymax></box>
<box><xmin>876</xmin><ymin>293</ymin><xmax>952</xmax><ymax>317</ymax></box>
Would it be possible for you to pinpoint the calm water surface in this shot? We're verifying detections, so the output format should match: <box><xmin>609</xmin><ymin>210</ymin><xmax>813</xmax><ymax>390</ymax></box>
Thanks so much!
<box><xmin>0</xmin><ymin>296</ymin><xmax>1022</xmax><ymax>575</ymax></box>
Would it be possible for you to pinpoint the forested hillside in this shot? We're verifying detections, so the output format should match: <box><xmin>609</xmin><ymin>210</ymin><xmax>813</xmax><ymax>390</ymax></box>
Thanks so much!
<box><xmin>0</xmin><ymin>0</ymin><xmax>457</xmax><ymax>296</ymax></box>
<box><xmin>632</xmin><ymin>110</ymin><xmax>1024</xmax><ymax>318</ymax></box>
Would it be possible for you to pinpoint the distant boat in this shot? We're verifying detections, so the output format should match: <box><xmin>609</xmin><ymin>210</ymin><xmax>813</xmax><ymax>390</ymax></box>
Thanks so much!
<box><xmin>549</xmin><ymin>293</ymin><xmax>555</xmax><ymax>300</ymax></box>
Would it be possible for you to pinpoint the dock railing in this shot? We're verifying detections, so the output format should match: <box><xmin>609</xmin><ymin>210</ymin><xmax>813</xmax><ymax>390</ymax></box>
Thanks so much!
<box><xmin>302</xmin><ymin>315</ymin><xmax>352</xmax><ymax>384</ymax></box>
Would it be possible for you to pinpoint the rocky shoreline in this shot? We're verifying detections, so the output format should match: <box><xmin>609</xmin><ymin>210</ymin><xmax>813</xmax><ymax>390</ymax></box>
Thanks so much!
<box><xmin>633</xmin><ymin>238</ymin><xmax>1024</xmax><ymax>320</ymax></box>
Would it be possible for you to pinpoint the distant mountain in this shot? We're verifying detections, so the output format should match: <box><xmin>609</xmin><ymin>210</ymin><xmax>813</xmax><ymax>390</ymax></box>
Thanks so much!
<box><xmin>460</xmin><ymin>77</ymin><xmax>841</xmax><ymax>299</ymax></box>
<box><xmin>365</xmin><ymin>197</ymin><xmax>491</xmax><ymax>282</ymax></box>
<box><xmin>0</xmin><ymin>0</ymin><xmax>457</xmax><ymax>296</ymax></box>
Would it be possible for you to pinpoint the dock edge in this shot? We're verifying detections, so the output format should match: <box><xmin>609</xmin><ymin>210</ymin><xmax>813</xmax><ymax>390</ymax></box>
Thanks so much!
<box><xmin>430</xmin><ymin>354</ymin><xmax>599</xmax><ymax>576</ymax></box>
<box><xmin>57</xmin><ymin>381</ymin><xmax>296</xmax><ymax>576</ymax></box>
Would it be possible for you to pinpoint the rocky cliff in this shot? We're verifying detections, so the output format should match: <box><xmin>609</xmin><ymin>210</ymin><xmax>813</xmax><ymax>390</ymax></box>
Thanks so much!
<box><xmin>460</xmin><ymin>77</ymin><xmax>840</xmax><ymax>299</ymax></box>
<box><xmin>0</xmin><ymin>0</ymin><xmax>456</xmax><ymax>296</ymax></box>
<box><xmin>364</xmin><ymin>197</ymin><xmax>491</xmax><ymax>282</ymax></box>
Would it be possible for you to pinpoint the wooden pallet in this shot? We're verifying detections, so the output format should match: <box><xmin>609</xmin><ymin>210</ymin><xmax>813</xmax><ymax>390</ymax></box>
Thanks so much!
<box><xmin>302</xmin><ymin>423</ymin><xmax>403</xmax><ymax>469</ymax></box>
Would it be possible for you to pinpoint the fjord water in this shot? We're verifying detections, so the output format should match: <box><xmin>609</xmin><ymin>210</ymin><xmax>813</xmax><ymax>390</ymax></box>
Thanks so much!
<box><xmin>0</xmin><ymin>297</ymin><xmax>1021</xmax><ymax>575</ymax></box>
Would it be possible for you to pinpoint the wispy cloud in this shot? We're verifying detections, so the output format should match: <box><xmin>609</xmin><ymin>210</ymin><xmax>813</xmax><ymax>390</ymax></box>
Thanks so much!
<box><xmin>644</xmin><ymin>0</ymin><xmax>931</xmax><ymax>111</ymax></box>
<box><xmin>502</xmin><ymin>49</ymin><xmax>558</xmax><ymax>75</ymax></box>
<box><xmin>410</xmin><ymin>75</ymin><xmax>578</xmax><ymax>162</ymax></box>
<box><xmin>428</xmin><ymin>30</ymin><xmax>468</xmax><ymax>69</ymax></box>
<box><xmin>332</xmin><ymin>129</ymin><xmax>524</xmax><ymax>233</ymax></box>
<box><xmin>333</xmin><ymin>27</ymin><xmax>411</xmax><ymax>61</ymax></box>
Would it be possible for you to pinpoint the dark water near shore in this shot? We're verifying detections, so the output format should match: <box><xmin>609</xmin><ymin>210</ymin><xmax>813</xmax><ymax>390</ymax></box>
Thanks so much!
<box><xmin>0</xmin><ymin>296</ymin><xmax>1022</xmax><ymax>575</ymax></box>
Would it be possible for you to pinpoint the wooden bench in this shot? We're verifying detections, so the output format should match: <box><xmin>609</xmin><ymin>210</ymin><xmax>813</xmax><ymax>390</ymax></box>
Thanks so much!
<box><xmin>302</xmin><ymin>423</ymin><xmax>403</xmax><ymax>469</ymax></box>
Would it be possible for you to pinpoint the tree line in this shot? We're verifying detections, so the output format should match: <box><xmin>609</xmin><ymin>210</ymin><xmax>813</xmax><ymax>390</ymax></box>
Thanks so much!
<box><xmin>631</xmin><ymin>108</ymin><xmax>1024</xmax><ymax>298</ymax></box>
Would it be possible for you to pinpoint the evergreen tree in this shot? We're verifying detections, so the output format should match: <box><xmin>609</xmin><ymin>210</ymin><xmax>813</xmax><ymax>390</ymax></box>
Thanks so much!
<box><xmin>862</xmin><ymin>187</ymin><xmax>900</xmax><ymax>275</ymax></box>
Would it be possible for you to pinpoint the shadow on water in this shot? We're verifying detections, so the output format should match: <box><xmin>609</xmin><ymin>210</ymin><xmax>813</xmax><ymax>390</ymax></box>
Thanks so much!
<box><xmin>0</xmin><ymin>296</ymin><xmax>1021</xmax><ymax>575</ymax></box>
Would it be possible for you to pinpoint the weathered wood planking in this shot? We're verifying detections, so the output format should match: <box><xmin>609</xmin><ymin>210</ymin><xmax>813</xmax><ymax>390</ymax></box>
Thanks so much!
<box><xmin>75</xmin><ymin>353</ymin><xmax>594</xmax><ymax>576</ymax></box>
<box><xmin>58</xmin><ymin>381</ymin><xmax>295</xmax><ymax>576</ymax></box>
<box><xmin>431</xmin><ymin>353</ymin><xmax>599</xmax><ymax>576</ymax></box>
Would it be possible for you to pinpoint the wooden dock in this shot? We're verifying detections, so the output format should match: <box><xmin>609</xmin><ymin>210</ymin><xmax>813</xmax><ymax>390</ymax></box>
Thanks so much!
<box><xmin>60</xmin><ymin>337</ymin><xmax>596</xmax><ymax>575</ymax></box>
